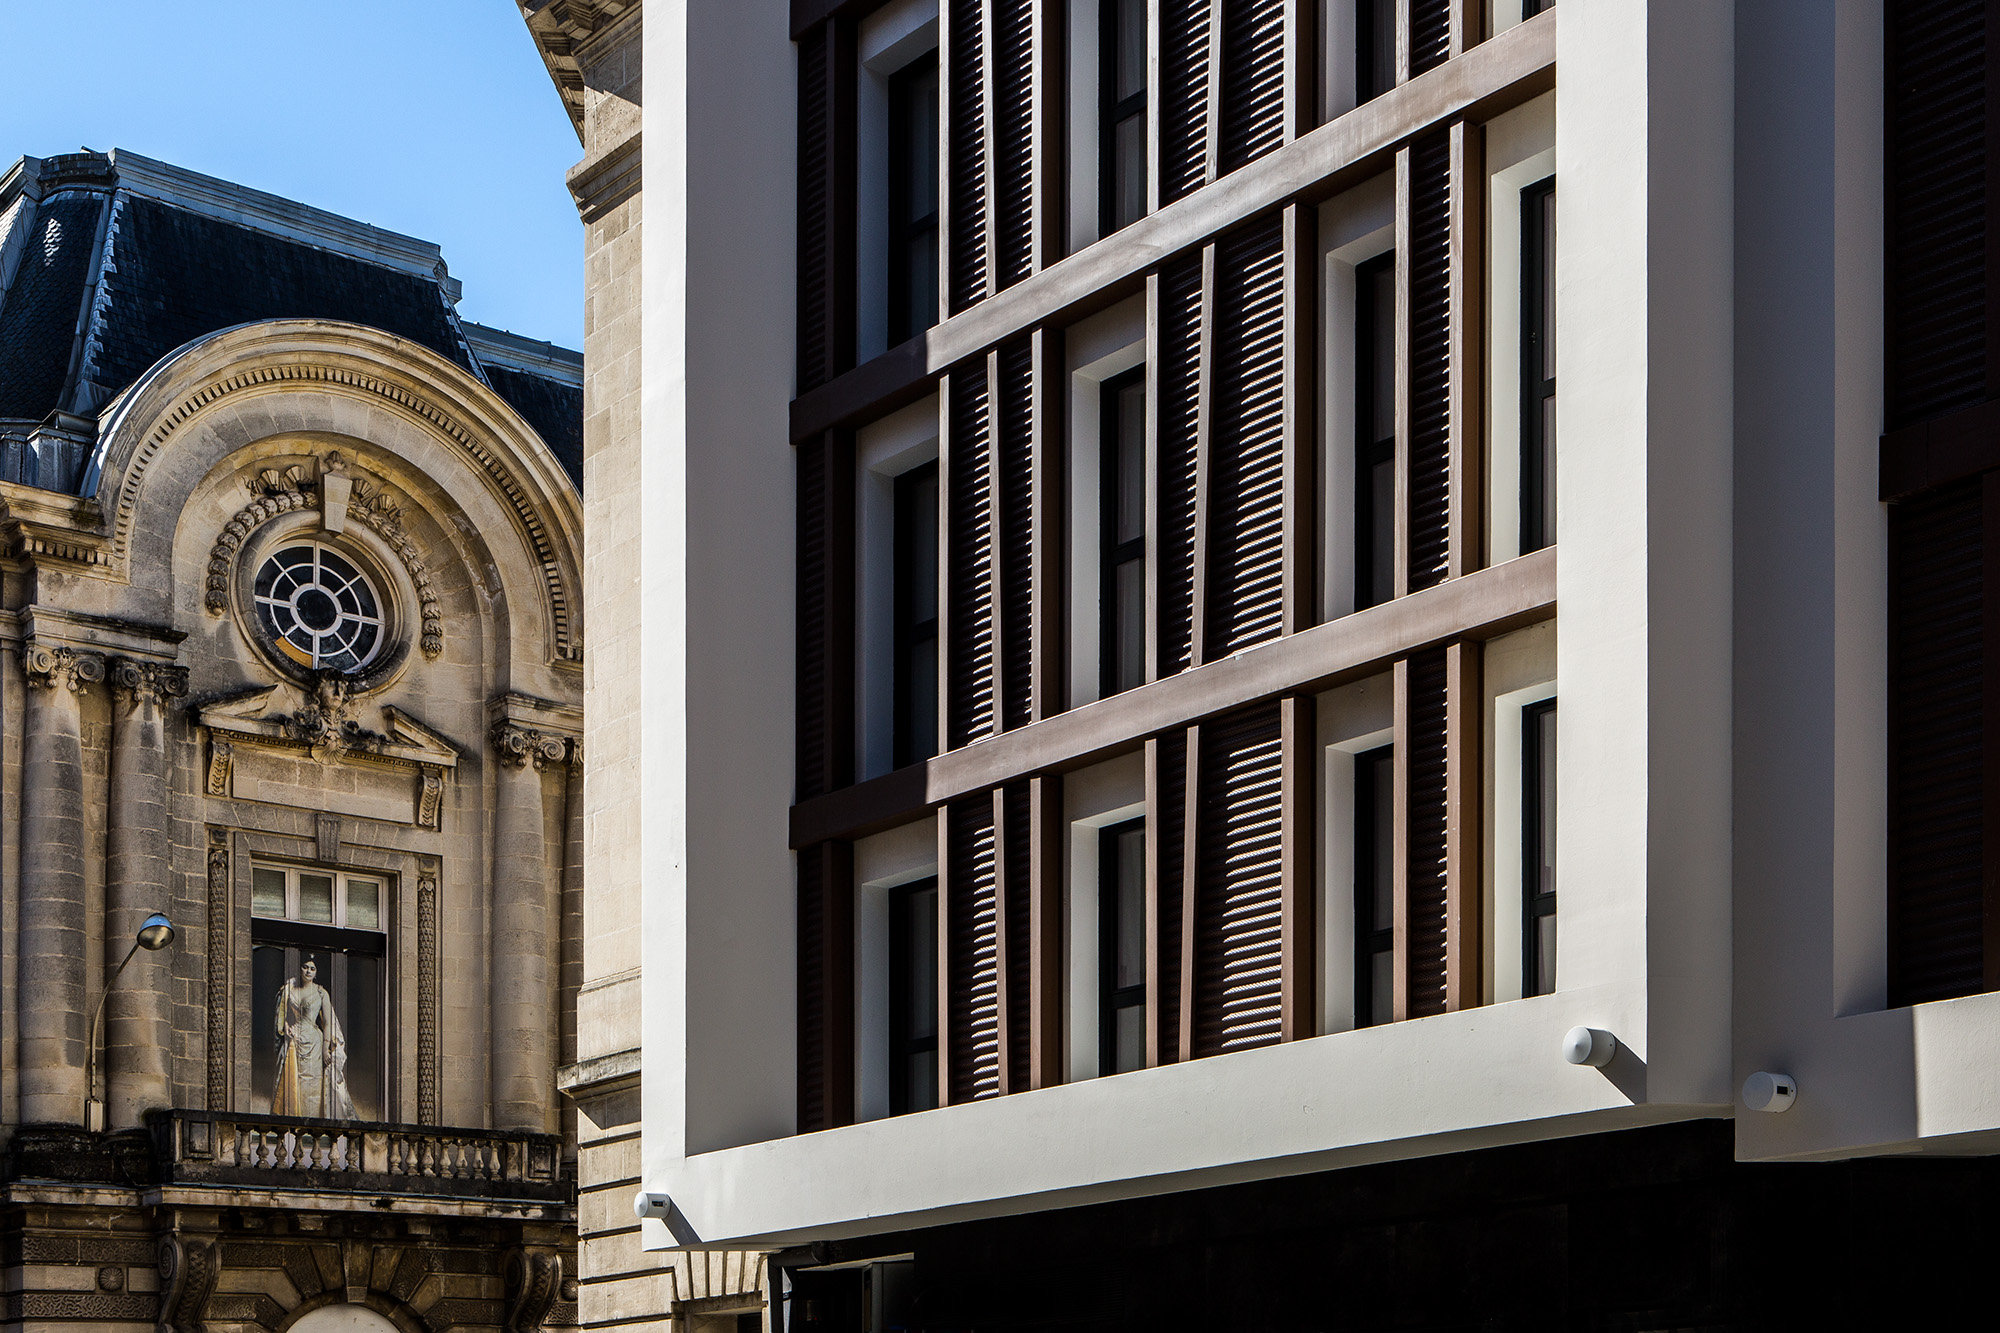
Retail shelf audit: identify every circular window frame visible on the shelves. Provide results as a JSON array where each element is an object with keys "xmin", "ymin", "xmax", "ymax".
[{"xmin": 234, "ymin": 519, "xmax": 414, "ymax": 692}]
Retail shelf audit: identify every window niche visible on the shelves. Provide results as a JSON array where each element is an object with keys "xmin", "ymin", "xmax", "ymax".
[{"xmin": 857, "ymin": 0, "xmax": 942, "ymax": 360}]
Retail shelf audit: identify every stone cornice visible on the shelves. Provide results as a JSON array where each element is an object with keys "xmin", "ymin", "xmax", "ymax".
[
  {"xmin": 566, "ymin": 131, "xmax": 641, "ymax": 225},
  {"xmin": 517, "ymin": 0, "xmax": 641, "ymax": 140}
]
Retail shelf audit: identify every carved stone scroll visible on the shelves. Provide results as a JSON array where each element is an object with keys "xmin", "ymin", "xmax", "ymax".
[
  {"xmin": 23, "ymin": 644, "xmax": 105, "ymax": 693},
  {"xmin": 206, "ymin": 739, "xmax": 233, "ymax": 796},
  {"xmin": 158, "ymin": 1234, "xmax": 219, "ymax": 1333}
]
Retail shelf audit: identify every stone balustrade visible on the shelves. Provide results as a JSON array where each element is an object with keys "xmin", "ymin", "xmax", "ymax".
[{"xmin": 147, "ymin": 1110, "xmax": 570, "ymax": 1204}]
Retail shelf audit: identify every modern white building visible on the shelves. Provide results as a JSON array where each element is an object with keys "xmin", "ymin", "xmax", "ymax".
[{"xmin": 527, "ymin": 0, "xmax": 2000, "ymax": 1325}]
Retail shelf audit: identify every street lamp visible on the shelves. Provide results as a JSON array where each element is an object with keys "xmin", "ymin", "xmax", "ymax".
[{"xmin": 84, "ymin": 912, "xmax": 176, "ymax": 1133}]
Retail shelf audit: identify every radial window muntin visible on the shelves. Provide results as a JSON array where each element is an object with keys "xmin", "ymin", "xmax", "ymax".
[{"xmin": 252, "ymin": 542, "xmax": 386, "ymax": 673}]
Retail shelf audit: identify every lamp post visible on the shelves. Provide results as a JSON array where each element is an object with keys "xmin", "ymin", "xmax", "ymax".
[{"xmin": 84, "ymin": 912, "xmax": 176, "ymax": 1133}]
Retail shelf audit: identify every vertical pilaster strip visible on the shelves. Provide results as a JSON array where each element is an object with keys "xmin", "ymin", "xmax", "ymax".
[
  {"xmin": 106, "ymin": 659, "xmax": 183, "ymax": 1128},
  {"xmin": 1394, "ymin": 0, "xmax": 1411, "ymax": 86},
  {"xmin": 205, "ymin": 829, "xmax": 229, "ymax": 1112},
  {"xmin": 1028, "ymin": 774, "xmax": 1064, "ymax": 1087},
  {"xmin": 1282, "ymin": 202, "xmax": 1319, "ymax": 633},
  {"xmin": 490, "ymin": 723, "xmax": 563, "ymax": 1133},
  {"xmin": 1284, "ymin": 0, "xmax": 1319, "ymax": 141},
  {"xmin": 19, "ymin": 644, "xmax": 101, "ymax": 1124},
  {"xmin": 1146, "ymin": 0, "xmax": 1164, "ymax": 216},
  {"xmin": 1190, "ymin": 243, "xmax": 1219, "ymax": 668},
  {"xmin": 1390, "ymin": 658, "xmax": 1411, "ymax": 1022},
  {"xmin": 1030, "ymin": 327, "xmax": 1067, "ymax": 720},
  {"xmin": 1448, "ymin": 119, "xmax": 1486, "ymax": 579},
  {"xmin": 1203, "ymin": 0, "xmax": 1224, "ymax": 187},
  {"xmin": 418, "ymin": 858, "xmax": 440, "ymax": 1124},
  {"xmin": 1444, "ymin": 641, "xmax": 1483, "ymax": 1010},
  {"xmin": 1449, "ymin": 0, "xmax": 1481, "ymax": 58},
  {"xmin": 561, "ymin": 743, "xmax": 585, "ymax": 1072},
  {"xmin": 1280, "ymin": 695, "xmax": 1316, "ymax": 1040}
]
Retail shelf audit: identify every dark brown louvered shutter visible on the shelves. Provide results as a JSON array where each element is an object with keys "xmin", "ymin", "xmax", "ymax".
[
  {"xmin": 991, "ymin": 0, "xmax": 1036, "ymax": 290},
  {"xmin": 796, "ymin": 20, "xmax": 855, "ymax": 394},
  {"xmin": 1150, "ymin": 729, "xmax": 1187, "ymax": 1064},
  {"xmin": 945, "ymin": 796, "xmax": 1003, "ymax": 1103},
  {"xmin": 1218, "ymin": 0, "xmax": 1286, "ymax": 175},
  {"xmin": 1890, "ymin": 478, "xmax": 1990, "ymax": 1004},
  {"xmin": 1409, "ymin": 0, "xmax": 1451, "ymax": 78},
  {"xmin": 947, "ymin": 365, "xmax": 997, "ymax": 747},
  {"xmin": 796, "ymin": 431, "xmax": 855, "ymax": 801},
  {"xmin": 1157, "ymin": 257, "xmax": 1205, "ymax": 676},
  {"xmin": 1189, "ymin": 702, "xmax": 1287, "ymax": 1058},
  {"xmin": 1160, "ymin": 0, "xmax": 1213, "ymax": 204},
  {"xmin": 1403, "ymin": 649, "xmax": 1450, "ymax": 1018},
  {"xmin": 995, "ymin": 339, "xmax": 1036, "ymax": 731},
  {"xmin": 796, "ymin": 841, "xmax": 854, "ymax": 1132},
  {"xmin": 1885, "ymin": 0, "xmax": 1988, "ymax": 430},
  {"xmin": 1406, "ymin": 133, "xmax": 1453, "ymax": 593},
  {"xmin": 1207, "ymin": 217, "xmax": 1289, "ymax": 657},
  {"xmin": 946, "ymin": 0, "xmax": 990, "ymax": 314},
  {"xmin": 1000, "ymin": 782, "xmax": 1034, "ymax": 1092}
]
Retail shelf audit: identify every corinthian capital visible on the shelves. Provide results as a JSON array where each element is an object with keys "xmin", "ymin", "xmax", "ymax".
[
  {"xmin": 492, "ymin": 722, "xmax": 569, "ymax": 771},
  {"xmin": 110, "ymin": 658, "xmax": 190, "ymax": 705},
  {"xmin": 23, "ymin": 644, "xmax": 105, "ymax": 694}
]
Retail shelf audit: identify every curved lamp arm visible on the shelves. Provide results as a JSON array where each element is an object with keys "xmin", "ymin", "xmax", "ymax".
[{"xmin": 83, "ymin": 913, "xmax": 175, "ymax": 1132}]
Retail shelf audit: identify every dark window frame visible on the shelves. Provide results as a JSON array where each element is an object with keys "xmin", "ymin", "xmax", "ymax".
[
  {"xmin": 1522, "ymin": 698, "xmax": 1558, "ymax": 997},
  {"xmin": 1100, "ymin": 0, "xmax": 1149, "ymax": 236},
  {"xmin": 887, "ymin": 51, "xmax": 941, "ymax": 347},
  {"xmin": 1101, "ymin": 364, "xmax": 1148, "ymax": 698},
  {"xmin": 1520, "ymin": 175, "xmax": 1557, "ymax": 553},
  {"xmin": 1098, "ymin": 816, "xmax": 1147, "ymax": 1075},
  {"xmin": 1354, "ymin": 744, "xmax": 1395, "ymax": 1027},
  {"xmin": 893, "ymin": 460, "xmax": 940, "ymax": 768},
  {"xmin": 1355, "ymin": 0, "xmax": 1398, "ymax": 105},
  {"xmin": 887, "ymin": 876, "xmax": 939, "ymax": 1115},
  {"xmin": 1355, "ymin": 251, "xmax": 1397, "ymax": 611}
]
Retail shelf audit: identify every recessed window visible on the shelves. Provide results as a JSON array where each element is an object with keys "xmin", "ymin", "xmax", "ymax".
[
  {"xmin": 1099, "ymin": 817, "xmax": 1147, "ymax": 1074},
  {"xmin": 1520, "ymin": 176, "xmax": 1556, "ymax": 552},
  {"xmin": 1522, "ymin": 699, "xmax": 1558, "ymax": 996},
  {"xmin": 1355, "ymin": 253, "xmax": 1397, "ymax": 610},
  {"xmin": 888, "ymin": 53, "xmax": 941, "ymax": 345},
  {"xmin": 250, "ymin": 863, "xmax": 387, "ymax": 1122},
  {"xmin": 894, "ymin": 461, "xmax": 941, "ymax": 766},
  {"xmin": 888, "ymin": 876, "xmax": 939, "ymax": 1113},
  {"xmin": 1101, "ymin": 366, "xmax": 1147, "ymax": 696},
  {"xmin": 1356, "ymin": 0, "xmax": 1397, "ymax": 103},
  {"xmin": 1101, "ymin": 0, "xmax": 1148, "ymax": 234},
  {"xmin": 1354, "ymin": 744, "xmax": 1394, "ymax": 1025},
  {"xmin": 253, "ymin": 542, "xmax": 385, "ymax": 673}
]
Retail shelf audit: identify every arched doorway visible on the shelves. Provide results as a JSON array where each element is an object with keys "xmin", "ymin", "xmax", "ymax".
[{"xmin": 290, "ymin": 1305, "xmax": 402, "ymax": 1333}]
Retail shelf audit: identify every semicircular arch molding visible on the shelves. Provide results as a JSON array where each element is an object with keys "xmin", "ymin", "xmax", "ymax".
[{"xmin": 87, "ymin": 319, "xmax": 583, "ymax": 676}]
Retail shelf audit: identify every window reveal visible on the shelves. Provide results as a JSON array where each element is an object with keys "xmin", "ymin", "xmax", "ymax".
[
  {"xmin": 1102, "ymin": 366, "xmax": 1148, "ymax": 696},
  {"xmin": 1100, "ymin": 818, "xmax": 1147, "ymax": 1074},
  {"xmin": 1353, "ymin": 744, "xmax": 1395, "ymax": 1026},
  {"xmin": 250, "ymin": 864, "xmax": 387, "ymax": 1122}
]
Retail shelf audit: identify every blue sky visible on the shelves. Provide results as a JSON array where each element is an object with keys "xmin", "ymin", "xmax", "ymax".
[{"xmin": 0, "ymin": 0, "xmax": 586, "ymax": 348}]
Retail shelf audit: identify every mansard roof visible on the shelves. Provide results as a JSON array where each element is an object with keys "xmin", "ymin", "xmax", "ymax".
[{"xmin": 0, "ymin": 150, "xmax": 580, "ymax": 494}]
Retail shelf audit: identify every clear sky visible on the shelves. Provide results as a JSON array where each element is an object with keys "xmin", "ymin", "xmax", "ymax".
[{"xmin": 0, "ymin": 0, "xmax": 586, "ymax": 349}]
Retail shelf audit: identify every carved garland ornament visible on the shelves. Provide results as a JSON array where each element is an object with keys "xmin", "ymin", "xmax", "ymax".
[{"xmin": 204, "ymin": 455, "xmax": 444, "ymax": 660}]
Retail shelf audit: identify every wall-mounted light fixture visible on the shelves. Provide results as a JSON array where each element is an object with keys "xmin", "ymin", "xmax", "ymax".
[
  {"xmin": 1562, "ymin": 1026, "xmax": 1618, "ymax": 1068},
  {"xmin": 84, "ymin": 913, "xmax": 176, "ymax": 1133},
  {"xmin": 1742, "ymin": 1071, "xmax": 1796, "ymax": 1113}
]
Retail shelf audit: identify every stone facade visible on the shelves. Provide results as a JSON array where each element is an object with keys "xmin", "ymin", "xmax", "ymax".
[{"xmin": 0, "ymin": 149, "xmax": 585, "ymax": 1331}]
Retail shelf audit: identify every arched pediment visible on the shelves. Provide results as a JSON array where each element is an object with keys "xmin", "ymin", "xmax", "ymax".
[{"xmin": 83, "ymin": 318, "xmax": 583, "ymax": 673}]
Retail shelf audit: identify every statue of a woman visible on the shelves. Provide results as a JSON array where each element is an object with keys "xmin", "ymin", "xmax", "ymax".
[{"xmin": 272, "ymin": 957, "xmax": 359, "ymax": 1120}]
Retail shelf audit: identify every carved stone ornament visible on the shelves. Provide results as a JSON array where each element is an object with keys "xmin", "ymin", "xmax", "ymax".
[
  {"xmin": 504, "ymin": 1245, "xmax": 564, "ymax": 1333},
  {"xmin": 23, "ymin": 644, "xmax": 105, "ymax": 692},
  {"xmin": 157, "ymin": 1234, "xmax": 219, "ymax": 1333},
  {"xmin": 206, "ymin": 829, "xmax": 229, "ymax": 1111},
  {"xmin": 204, "ymin": 451, "xmax": 444, "ymax": 660},
  {"xmin": 285, "ymin": 676, "xmax": 364, "ymax": 764},
  {"xmin": 417, "ymin": 860, "xmax": 440, "ymax": 1125},
  {"xmin": 493, "ymin": 722, "xmax": 571, "ymax": 770},
  {"xmin": 109, "ymin": 658, "xmax": 189, "ymax": 705}
]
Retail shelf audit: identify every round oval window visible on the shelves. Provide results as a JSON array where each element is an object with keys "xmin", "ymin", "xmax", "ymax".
[{"xmin": 252, "ymin": 543, "xmax": 385, "ymax": 673}]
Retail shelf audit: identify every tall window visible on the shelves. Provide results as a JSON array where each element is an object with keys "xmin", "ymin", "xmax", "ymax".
[
  {"xmin": 1099, "ymin": 818, "xmax": 1147, "ymax": 1074},
  {"xmin": 1101, "ymin": 0, "xmax": 1148, "ymax": 234},
  {"xmin": 1355, "ymin": 252, "xmax": 1397, "ymax": 610},
  {"xmin": 888, "ymin": 54, "xmax": 941, "ymax": 346},
  {"xmin": 1102, "ymin": 367, "xmax": 1147, "ymax": 696},
  {"xmin": 894, "ymin": 462, "xmax": 940, "ymax": 767},
  {"xmin": 1353, "ymin": 745, "xmax": 1395, "ymax": 1026},
  {"xmin": 1522, "ymin": 699, "xmax": 1558, "ymax": 996},
  {"xmin": 1520, "ymin": 177, "xmax": 1556, "ymax": 552},
  {"xmin": 1522, "ymin": 0, "xmax": 1552, "ymax": 16},
  {"xmin": 1355, "ymin": 0, "xmax": 1397, "ymax": 103},
  {"xmin": 250, "ymin": 864, "xmax": 387, "ymax": 1121},
  {"xmin": 888, "ymin": 877, "xmax": 940, "ymax": 1114}
]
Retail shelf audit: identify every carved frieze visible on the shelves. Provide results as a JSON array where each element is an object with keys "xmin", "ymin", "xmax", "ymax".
[
  {"xmin": 206, "ymin": 829, "xmax": 229, "ymax": 1112},
  {"xmin": 23, "ymin": 644, "xmax": 105, "ymax": 692},
  {"xmin": 418, "ymin": 858, "xmax": 440, "ymax": 1126}
]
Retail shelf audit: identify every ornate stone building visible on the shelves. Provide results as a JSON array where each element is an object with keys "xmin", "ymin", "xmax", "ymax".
[{"xmin": 0, "ymin": 148, "xmax": 584, "ymax": 1331}]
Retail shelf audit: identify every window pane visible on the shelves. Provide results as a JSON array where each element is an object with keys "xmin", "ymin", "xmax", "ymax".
[
  {"xmin": 253, "ymin": 867, "xmax": 287, "ymax": 918},
  {"xmin": 907, "ymin": 885, "xmax": 938, "ymax": 1042},
  {"xmin": 345, "ymin": 879, "xmax": 381, "ymax": 930},
  {"xmin": 298, "ymin": 874, "xmax": 334, "ymax": 924},
  {"xmin": 1115, "ymin": 825, "xmax": 1146, "ymax": 990},
  {"xmin": 1371, "ymin": 949, "xmax": 1395, "ymax": 1026},
  {"xmin": 1115, "ymin": 1002, "xmax": 1147, "ymax": 1074},
  {"xmin": 907, "ymin": 1048, "xmax": 938, "ymax": 1113},
  {"xmin": 907, "ymin": 635, "xmax": 939, "ymax": 760},
  {"xmin": 1536, "ymin": 914, "xmax": 1558, "ymax": 995},
  {"xmin": 258, "ymin": 938, "xmax": 384, "ymax": 1122},
  {"xmin": 906, "ymin": 225, "xmax": 939, "ymax": 341},
  {"xmin": 1112, "ymin": 112, "xmax": 1147, "ymax": 231},
  {"xmin": 1541, "ymin": 185, "xmax": 1557, "ymax": 379},
  {"xmin": 1371, "ymin": 753, "xmax": 1394, "ymax": 928},
  {"xmin": 1114, "ymin": 0, "xmax": 1146, "ymax": 101},
  {"xmin": 1360, "ymin": 0, "xmax": 1397, "ymax": 102},
  {"xmin": 1537, "ymin": 706, "xmax": 1558, "ymax": 898},
  {"xmin": 1369, "ymin": 263, "xmax": 1396, "ymax": 437},
  {"xmin": 1369, "ymin": 457, "xmax": 1395, "ymax": 608},
  {"xmin": 1115, "ymin": 377, "xmax": 1147, "ymax": 544},
  {"xmin": 1114, "ymin": 558, "xmax": 1146, "ymax": 694},
  {"xmin": 902, "ymin": 65, "xmax": 939, "ymax": 227},
  {"xmin": 1540, "ymin": 395, "xmax": 1557, "ymax": 543},
  {"xmin": 907, "ymin": 470, "xmax": 939, "ymax": 622}
]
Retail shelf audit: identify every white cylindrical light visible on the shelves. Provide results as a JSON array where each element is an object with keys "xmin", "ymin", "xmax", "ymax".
[
  {"xmin": 1743, "ymin": 1071, "xmax": 1797, "ymax": 1113},
  {"xmin": 1562, "ymin": 1026, "xmax": 1617, "ymax": 1068}
]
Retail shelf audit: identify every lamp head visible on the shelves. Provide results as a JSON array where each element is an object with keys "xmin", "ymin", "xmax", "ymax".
[{"xmin": 136, "ymin": 913, "xmax": 175, "ymax": 951}]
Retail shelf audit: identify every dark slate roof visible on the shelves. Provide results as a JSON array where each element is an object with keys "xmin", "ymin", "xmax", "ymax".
[
  {"xmin": 483, "ymin": 362, "xmax": 583, "ymax": 490},
  {"xmin": 83, "ymin": 193, "xmax": 477, "ymax": 401},
  {"xmin": 0, "ymin": 191, "xmax": 104, "ymax": 419}
]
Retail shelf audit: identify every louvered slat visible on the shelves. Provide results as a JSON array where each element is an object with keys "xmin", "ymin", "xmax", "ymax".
[
  {"xmin": 946, "ymin": 797, "xmax": 1004, "ymax": 1102},
  {"xmin": 949, "ymin": 366, "xmax": 997, "ymax": 747},
  {"xmin": 1409, "ymin": 0, "xmax": 1451, "ymax": 78},
  {"xmin": 1891, "ymin": 478, "xmax": 1987, "ymax": 1004},
  {"xmin": 1218, "ymin": 0, "xmax": 1287, "ymax": 175},
  {"xmin": 1886, "ymin": 0, "xmax": 1988, "ymax": 428},
  {"xmin": 1157, "ymin": 257, "xmax": 1205, "ymax": 676},
  {"xmin": 797, "ymin": 844, "xmax": 828, "ymax": 1130},
  {"xmin": 797, "ymin": 27, "xmax": 833, "ymax": 392},
  {"xmin": 991, "ymin": 0, "xmax": 1036, "ymax": 289},
  {"xmin": 1407, "ymin": 133, "xmax": 1453, "ymax": 592},
  {"xmin": 1404, "ymin": 649, "xmax": 1450, "ymax": 1018},
  {"xmin": 947, "ymin": 0, "xmax": 990, "ymax": 313},
  {"xmin": 795, "ymin": 843, "xmax": 853, "ymax": 1131},
  {"xmin": 1001, "ymin": 782, "xmax": 1034, "ymax": 1092},
  {"xmin": 1190, "ymin": 703, "xmax": 1287, "ymax": 1058},
  {"xmin": 996, "ymin": 339, "xmax": 1036, "ymax": 730},
  {"xmin": 1208, "ymin": 216, "xmax": 1290, "ymax": 656},
  {"xmin": 796, "ymin": 436, "xmax": 830, "ymax": 799},
  {"xmin": 1161, "ymin": 0, "xmax": 1213, "ymax": 204},
  {"xmin": 1152, "ymin": 730, "xmax": 1187, "ymax": 1064}
]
